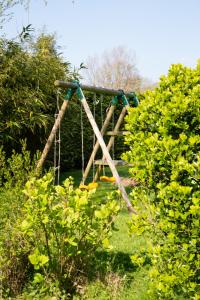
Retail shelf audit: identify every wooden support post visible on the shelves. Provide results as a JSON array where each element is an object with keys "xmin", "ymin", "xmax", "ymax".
[
  {"xmin": 36, "ymin": 100, "xmax": 69, "ymax": 170},
  {"xmin": 94, "ymin": 106, "xmax": 128, "ymax": 181},
  {"xmin": 81, "ymin": 105, "xmax": 115, "ymax": 184},
  {"xmin": 80, "ymin": 93, "xmax": 135, "ymax": 213}
]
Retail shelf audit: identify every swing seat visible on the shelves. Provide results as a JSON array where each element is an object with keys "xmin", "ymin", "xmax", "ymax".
[
  {"xmin": 100, "ymin": 176, "xmax": 116, "ymax": 183},
  {"xmin": 79, "ymin": 184, "xmax": 89, "ymax": 191},
  {"xmin": 88, "ymin": 182, "xmax": 99, "ymax": 190},
  {"xmin": 79, "ymin": 182, "xmax": 99, "ymax": 191}
]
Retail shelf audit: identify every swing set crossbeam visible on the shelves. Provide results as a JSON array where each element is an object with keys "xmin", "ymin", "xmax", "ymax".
[{"xmin": 54, "ymin": 80, "xmax": 137, "ymax": 99}]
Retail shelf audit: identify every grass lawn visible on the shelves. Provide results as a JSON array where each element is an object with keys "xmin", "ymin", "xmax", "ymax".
[{"xmin": 62, "ymin": 167, "xmax": 150, "ymax": 300}]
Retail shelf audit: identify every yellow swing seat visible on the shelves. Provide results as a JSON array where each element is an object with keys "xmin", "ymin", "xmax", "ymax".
[
  {"xmin": 79, "ymin": 184, "xmax": 89, "ymax": 191},
  {"xmin": 79, "ymin": 182, "xmax": 99, "ymax": 191},
  {"xmin": 100, "ymin": 176, "xmax": 116, "ymax": 183},
  {"xmin": 88, "ymin": 182, "xmax": 99, "ymax": 190}
]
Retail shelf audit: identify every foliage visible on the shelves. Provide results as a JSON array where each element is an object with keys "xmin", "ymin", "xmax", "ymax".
[
  {"xmin": 0, "ymin": 144, "xmax": 39, "ymax": 298},
  {"xmin": 0, "ymin": 172, "xmax": 120, "ymax": 298},
  {"xmin": 0, "ymin": 33, "xmax": 73, "ymax": 156},
  {"xmin": 0, "ymin": 142, "xmax": 38, "ymax": 227},
  {"xmin": 123, "ymin": 63, "xmax": 200, "ymax": 299}
]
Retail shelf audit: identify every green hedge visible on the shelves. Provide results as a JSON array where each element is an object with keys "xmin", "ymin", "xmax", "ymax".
[{"xmin": 123, "ymin": 62, "xmax": 200, "ymax": 299}]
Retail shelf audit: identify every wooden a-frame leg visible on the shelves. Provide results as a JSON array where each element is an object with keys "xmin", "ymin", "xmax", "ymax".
[
  {"xmin": 36, "ymin": 100, "xmax": 70, "ymax": 171},
  {"xmin": 94, "ymin": 105, "xmax": 128, "ymax": 181},
  {"xmin": 80, "ymin": 95, "xmax": 135, "ymax": 213},
  {"xmin": 81, "ymin": 105, "xmax": 115, "ymax": 184}
]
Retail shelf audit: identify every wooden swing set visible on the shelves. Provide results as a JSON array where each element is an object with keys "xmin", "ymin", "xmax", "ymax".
[{"xmin": 36, "ymin": 80, "xmax": 139, "ymax": 213}]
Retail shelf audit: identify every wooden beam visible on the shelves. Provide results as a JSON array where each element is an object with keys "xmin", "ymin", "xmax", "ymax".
[
  {"xmin": 81, "ymin": 105, "xmax": 115, "ymax": 184},
  {"xmin": 36, "ymin": 100, "xmax": 69, "ymax": 170},
  {"xmin": 54, "ymin": 80, "xmax": 135, "ymax": 98},
  {"xmin": 94, "ymin": 159, "xmax": 126, "ymax": 166},
  {"xmin": 94, "ymin": 106, "xmax": 128, "ymax": 182},
  {"xmin": 79, "ymin": 92, "xmax": 135, "ymax": 213},
  {"xmin": 106, "ymin": 130, "xmax": 129, "ymax": 136}
]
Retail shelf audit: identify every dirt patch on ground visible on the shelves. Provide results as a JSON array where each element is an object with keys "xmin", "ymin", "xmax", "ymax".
[{"xmin": 114, "ymin": 177, "xmax": 138, "ymax": 187}]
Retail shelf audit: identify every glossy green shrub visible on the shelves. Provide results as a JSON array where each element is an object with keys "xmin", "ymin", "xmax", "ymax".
[
  {"xmin": 0, "ymin": 173, "xmax": 119, "ymax": 298},
  {"xmin": 123, "ymin": 63, "xmax": 200, "ymax": 299}
]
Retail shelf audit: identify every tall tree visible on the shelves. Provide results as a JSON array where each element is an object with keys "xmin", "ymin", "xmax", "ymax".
[{"xmin": 0, "ymin": 33, "xmax": 72, "ymax": 154}]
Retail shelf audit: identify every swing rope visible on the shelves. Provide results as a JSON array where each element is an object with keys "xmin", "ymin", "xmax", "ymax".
[
  {"xmin": 112, "ymin": 109, "xmax": 115, "ymax": 161},
  {"xmin": 79, "ymin": 94, "xmax": 99, "ymax": 191},
  {"xmin": 100, "ymin": 94, "xmax": 106, "ymax": 176},
  {"xmin": 92, "ymin": 93, "xmax": 97, "ymax": 181},
  {"xmin": 54, "ymin": 89, "xmax": 61, "ymax": 185},
  {"xmin": 99, "ymin": 97, "xmax": 116, "ymax": 183},
  {"xmin": 80, "ymin": 101, "xmax": 85, "ymax": 179}
]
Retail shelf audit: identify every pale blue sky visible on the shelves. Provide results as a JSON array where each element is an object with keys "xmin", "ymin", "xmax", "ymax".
[{"xmin": 4, "ymin": 0, "xmax": 200, "ymax": 82}]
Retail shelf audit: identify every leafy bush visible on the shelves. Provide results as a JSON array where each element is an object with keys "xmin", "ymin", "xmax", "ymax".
[
  {"xmin": 0, "ymin": 172, "xmax": 119, "ymax": 298},
  {"xmin": 0, "ymin": 143, "xmax": 39, "ymax": 298},
  {"xmin": 123, "ymin": 63, "xmax": 200, "ymax": 299},
  {"xmin": 0, "ymin": 142, "xmax": 38, "ymax": 226}
]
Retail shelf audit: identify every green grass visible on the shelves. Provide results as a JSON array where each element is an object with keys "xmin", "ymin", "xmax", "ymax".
[
  {"xmin": 73, "ymin": 209, "xmax": 150, "ymax": 300},
  {"xmin": 62, "ymin": 168, "xmax": 150, "ymax": 300}
]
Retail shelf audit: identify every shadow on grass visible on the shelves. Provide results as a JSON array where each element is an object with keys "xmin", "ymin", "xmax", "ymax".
[{"xmin": 88, "ymin": 250, "xmax": 138, "ymax": 281}]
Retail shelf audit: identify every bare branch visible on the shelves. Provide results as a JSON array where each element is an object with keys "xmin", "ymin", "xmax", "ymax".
[{"xmin": 83, "ymin": 46, "xmax": 143, "ymax": 92}]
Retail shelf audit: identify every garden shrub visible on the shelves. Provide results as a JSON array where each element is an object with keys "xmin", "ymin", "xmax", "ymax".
[
  {"xmin": 0, "ymin": 143, "xmax": 39, "ymax": 298},
  {"xmin": 123, "ymin": 63, "xmax": 200, "ymax": 299},
  {"xmin": 0, "ymin": 172, "xmax": 119, "ymax": 298},
  {"xmin": 0, "ymin": 142, "xmax": 38, "ymax": 231}
]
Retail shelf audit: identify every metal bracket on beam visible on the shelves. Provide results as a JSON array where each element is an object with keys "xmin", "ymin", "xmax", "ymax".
[
  {"xmin": 64, "ymin": 88, "xmax": 75, "ymax": 101},
  {"xmin": 111, "ymin": 91, "xmax": 129, "ymax": 107},
  {"xmin": 64, "ymin": 81, "xmax": 85, "ymax": 102},
  {"xmin": 128, "ymin": 92, "xmax": 139, "ymax": 107}
]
